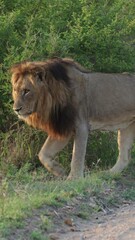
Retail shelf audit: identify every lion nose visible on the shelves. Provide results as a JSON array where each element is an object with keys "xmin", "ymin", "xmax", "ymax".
[{"xmin": 14, "ymin": 106, "xmax": 22, "ymax": 113}]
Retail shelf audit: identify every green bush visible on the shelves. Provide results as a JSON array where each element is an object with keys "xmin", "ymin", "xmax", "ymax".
[{"xmin": 63, "ymin": 0, "xmax": 135, "ymax": 71}]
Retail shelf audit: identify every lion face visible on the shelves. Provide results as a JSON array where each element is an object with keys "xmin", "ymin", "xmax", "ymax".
[
  {"xmin": 11, "ymin": 59, "xmax": 76, "ymax": 138},
  {"xmin": 12, "ymin": 73, "xmax": 41, "ymax": 119}
]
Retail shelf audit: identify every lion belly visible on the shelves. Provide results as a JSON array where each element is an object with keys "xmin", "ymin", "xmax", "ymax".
[{"xmin": 90, "ymin": 120, "xmax": 135, "ymax": 131}]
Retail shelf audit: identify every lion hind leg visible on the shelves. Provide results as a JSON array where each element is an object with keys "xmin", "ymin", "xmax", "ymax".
[
  {"xmin": 38, "ymin": 136, "xmax": 70, "ymax": 177},
  {"xmin": 110, "ymin": 123, "xmax": 135, "ymax": 174}
]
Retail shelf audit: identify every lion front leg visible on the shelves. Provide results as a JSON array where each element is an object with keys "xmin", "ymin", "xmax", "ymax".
[
  {"xmin": 110, "ymin": 123, "xmax": 135, "ymax": 174},
  {"xmin": 67, "ymin": 122, "xmax": 88, "ymax": 180},
  {"xmin": 38, "ymin": 136, "xmax": 70, "ymax": 177}
]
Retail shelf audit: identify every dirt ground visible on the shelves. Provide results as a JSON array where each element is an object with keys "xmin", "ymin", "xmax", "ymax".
[
  {"xmin": 8, "ymin": 197, "xmax": 135, "ymax": 240},
  {"xmin": 54, "ymin": 203, "xmax": 135, "ymax": 240}
]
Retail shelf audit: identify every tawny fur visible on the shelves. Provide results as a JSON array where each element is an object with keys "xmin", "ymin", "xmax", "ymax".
[{"xmin": 11, "ymin": 58, "xmax": 135, "ymax": 178}]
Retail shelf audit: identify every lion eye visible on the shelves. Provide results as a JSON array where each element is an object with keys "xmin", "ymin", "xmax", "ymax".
[{"xmin": 23, "ymin": 89, "xmax": 30, "ymax": 96}]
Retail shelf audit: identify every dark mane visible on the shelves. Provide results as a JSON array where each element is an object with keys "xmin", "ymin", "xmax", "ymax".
[
  {"xmin": 43, "ymin": 58, "xmax": 78, "ymax": 137},
  {"xmin": 47, "ymin": 103, "xmax": 76, "ymax": 138},
  {"xmin": 46, "ymin": 57, "xmax": 91, "ymax": 74},
  {"xmin": 11, "ymin": 57, "xmax": 90, "ymax": 85},
  {"xmin": 43, "ymin": 58, "xmax": 71, "ymax": 87}
]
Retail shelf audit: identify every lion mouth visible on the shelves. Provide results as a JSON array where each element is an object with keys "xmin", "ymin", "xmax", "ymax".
[{"xmin": 17, "ymin": 111, "xmax": 33, "ymax": 118}]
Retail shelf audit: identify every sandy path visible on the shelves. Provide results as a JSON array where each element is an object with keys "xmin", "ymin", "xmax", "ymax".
[{"xmin": 55, "ymin": 204, "xmax": 135, "ymax": 240}]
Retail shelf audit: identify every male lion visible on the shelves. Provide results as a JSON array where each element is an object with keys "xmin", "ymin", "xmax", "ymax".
[{"xmin": 11, "ymin": 58, "xmax": 135, "ymax": 179}]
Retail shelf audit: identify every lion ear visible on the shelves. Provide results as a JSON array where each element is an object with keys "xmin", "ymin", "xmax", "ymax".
[
  {"xmin": 36, "ymin": 71, "xmax": 44, "ymax": 82},
  {"xmin": 32, "ymin": 65, "xmax": 51, "ymax": 84},
  {"xmin": 36, "ymin": 68, "xmax": 52, "ymax": 83},
  {"xmin": 33, "ymin": 67, "xmax": 45, "ymax": 82}
]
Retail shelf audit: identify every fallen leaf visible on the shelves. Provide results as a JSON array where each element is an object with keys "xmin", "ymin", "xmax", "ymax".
[{"xmin": 64, "ymin": 218, "xmax": 74, "ymax": 226}]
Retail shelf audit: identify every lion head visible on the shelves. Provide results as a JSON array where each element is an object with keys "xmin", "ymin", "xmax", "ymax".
[{"xmin": 11, "ymin": 58, "xmax": 77, "ymax": 139}]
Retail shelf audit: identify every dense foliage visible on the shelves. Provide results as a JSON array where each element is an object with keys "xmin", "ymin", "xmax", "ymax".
[{"xmin": 0, "ymin": 0, "xmax": 135, "ymax": 171}]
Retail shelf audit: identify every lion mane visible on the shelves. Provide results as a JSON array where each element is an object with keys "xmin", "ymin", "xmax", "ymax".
[
  {"xmin": 11, "ymin": 58, "xmax": 85, "ymax": 139},
  {"xmin": 11, "ymin": 58, "xmax": 135, "ymax": 178}
]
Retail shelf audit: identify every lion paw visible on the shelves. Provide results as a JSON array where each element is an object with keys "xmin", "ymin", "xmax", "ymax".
[
  {"xmin": 67, "ymin": 172, "xmax": 84, "ymax": 180},
  {"xmin": 109, "ymin": 161, "xmax": 128, "ymax": 174},
  {"xmin": 44, "ymin": 160, "xmax": 66, "ymax": 177}
]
